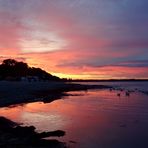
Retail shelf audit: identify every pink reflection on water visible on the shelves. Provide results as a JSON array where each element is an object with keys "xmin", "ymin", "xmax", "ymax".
[{"xmin": 0, "ymin": 89, "xmax": 148, "ymax": 147}]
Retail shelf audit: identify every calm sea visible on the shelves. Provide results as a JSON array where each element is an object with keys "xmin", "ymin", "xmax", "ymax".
[{"xmin": 0, "ymin": 81, "xmax": 148, "ymax": 148}]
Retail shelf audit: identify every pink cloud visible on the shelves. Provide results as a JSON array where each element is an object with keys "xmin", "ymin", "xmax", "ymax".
[{"xmin": 0, "ymin": 1, "xmax": 148, "ymax": 79}]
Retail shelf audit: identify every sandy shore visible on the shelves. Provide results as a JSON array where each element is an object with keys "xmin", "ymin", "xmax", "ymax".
[{"xmin": 0, "ymin": 81, "xmax": 111, "ymax": 107}]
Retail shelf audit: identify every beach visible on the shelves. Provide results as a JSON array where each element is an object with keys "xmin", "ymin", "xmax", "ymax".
[
  {"xmin": 0, "ymin": 81, "xmax": 148, "ymax": 147},
  {"xmin": 0, "ymin": 80, "xmax": 111, "ymax": 147},
  {"xmin": 0, "ymin": 81, "xmax": 110, "ymax": 107}
]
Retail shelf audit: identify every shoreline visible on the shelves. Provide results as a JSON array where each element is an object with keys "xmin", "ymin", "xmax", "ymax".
[
  {"xmin": 0, "ymin": 116, "xmax": 66, "ymax": 148},
  {"xmin": 0, "ymin": 81, "xmax": 111, "ymax": 107}
]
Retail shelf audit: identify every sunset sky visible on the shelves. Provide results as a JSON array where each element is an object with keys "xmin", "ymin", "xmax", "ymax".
[{"xmin": 0, "ymin": 0, "xmax": 148, "ymax": 79}]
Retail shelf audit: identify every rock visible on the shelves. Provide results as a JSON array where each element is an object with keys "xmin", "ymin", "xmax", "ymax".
[{"xmin": 0, "ymin": 116, "xmax": 67, "ymax": 148}]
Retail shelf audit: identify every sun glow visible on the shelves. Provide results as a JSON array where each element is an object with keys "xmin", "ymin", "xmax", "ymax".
[{"xmin": 51, "ymin": 72, "xmax": 93, "ymax": 80}]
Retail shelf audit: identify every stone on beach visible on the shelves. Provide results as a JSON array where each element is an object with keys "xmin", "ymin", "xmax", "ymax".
[{"xmin": 0, "ymin": 116, "xmax": 66, "ymax": 148}]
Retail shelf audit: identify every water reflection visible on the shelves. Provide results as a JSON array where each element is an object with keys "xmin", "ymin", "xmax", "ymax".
[{"xmin": 0, "ymin": 88, "xmax": 148, "ymax": 148}]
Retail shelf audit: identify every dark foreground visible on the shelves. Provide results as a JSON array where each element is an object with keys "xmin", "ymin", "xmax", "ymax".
[
  {"xmin": 0, "ymin": 116, "xmax": 66, "ymax": 148},
  {"xmin": 0, "ymin": 81, "xmax": 111, "ymax": 147},
  {"xmin": 0, "ymin": 81, "xmax": 111, "ymax": 107}
]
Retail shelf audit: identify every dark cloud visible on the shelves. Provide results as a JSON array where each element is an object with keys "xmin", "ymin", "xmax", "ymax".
[{"xmin": 113, "ymin": 60, "xmax": 148, "ymax": 68}]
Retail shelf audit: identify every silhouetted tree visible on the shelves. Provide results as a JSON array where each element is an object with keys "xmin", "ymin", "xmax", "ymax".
[
  {"xmin": 0, "ymin": 59, "xmax": 61, "ymax": 81},
  {"xmin": 2, "ymin": 59, "xmax": 17, "ymax": 67}
]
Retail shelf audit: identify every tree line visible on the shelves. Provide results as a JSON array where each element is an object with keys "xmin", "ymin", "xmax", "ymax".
[{"xmin": 0, "ymin": 59, "xmax": 61, "ymax": 81}]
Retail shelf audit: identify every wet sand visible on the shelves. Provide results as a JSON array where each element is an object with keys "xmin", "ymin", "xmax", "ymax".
[{"xmin": 0, "ymin": 81, "xmax": 111, "ymax": 107}]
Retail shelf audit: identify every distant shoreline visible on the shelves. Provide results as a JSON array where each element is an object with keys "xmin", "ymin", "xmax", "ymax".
[
  {"xmin": 0, "ymin": 81, "xmax": 111, "ymax": 107},
  {"xmin": 71, "ymin": 79, "xmax": 148, "ymax": 82}
]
